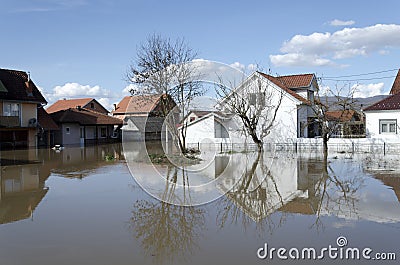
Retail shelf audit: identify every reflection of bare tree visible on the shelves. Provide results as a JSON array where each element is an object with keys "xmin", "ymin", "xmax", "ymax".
[
  {"xmin": 130, "ymin": 163, "xmax": 205, "ymax": 265},
  {"xmin": 130, "ymin": 200, "xmax": 205, "ymax": 265},
  {"xmin": 309, "ymin": 157, "xmax": 364, "ymax": 230},
  {"xmin": 217, "ymin": 151, "xmax": 287, "ymax": 234}
]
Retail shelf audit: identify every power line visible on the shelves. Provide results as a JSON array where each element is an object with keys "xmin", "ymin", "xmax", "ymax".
[
  {"xmin": 320, "ymin": 75, "xmax": 397, "ymax": 82},
  {"xmin": 321, "ymin": 68, "xmax": 399, "ymax": 79}
]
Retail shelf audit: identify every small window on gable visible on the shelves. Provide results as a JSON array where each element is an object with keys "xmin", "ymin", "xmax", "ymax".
[
  {"xmin": 90, "ymin": 102, "xmax": 95, "ymax": 109},
  {"xmin": 0, "ymin": 80, "xmax": 8, "ymax": 92},
  {"xmin": 249, "ymin": 92, "xmax": 265, "ymax": 107},
  {"xmin": 66, "ymin": 127, "xmax": 70, "ymax": 134}
]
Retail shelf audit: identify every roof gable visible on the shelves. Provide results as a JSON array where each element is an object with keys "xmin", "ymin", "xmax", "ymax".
[
  {"xmin": 0, "ymin": 68, "xmax": 47, "ymax": 104},
  {"xmin": 256, "ymin": 72, "xmax": 311, "ymax": 104},
  {"xmin": 46, "ymin": 98, "xmax": 108, "ymax": 113},
  {"xmin": 112, "ymin": 94, "xmax": 165, "ymax": 115},
  {"xmin": 363, "ymin": 93, "xmax": 400, "ymax": 111}
]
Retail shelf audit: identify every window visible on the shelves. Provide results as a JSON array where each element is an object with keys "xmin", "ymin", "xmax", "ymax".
[
  {"xmin": 249, "ymin": 92, "xmax": 265, "ymax": 107},
  {"xmin": 90, "ymin": 102, "xmax": 94, "ymax": 109},
  {"xmin": 66, "ymin": 127, "xmax": 70, "ymax": 134},
  {"xmin": 100, "ymin": 127, "xmax": 107, "ymax": 138},
  {"xmin": 379, "ymin": 119, "xmax": 397, "ymax": 134},
  {"xmin": 3, "ymin": 102, "xmax": 20, "ymax": 117}
]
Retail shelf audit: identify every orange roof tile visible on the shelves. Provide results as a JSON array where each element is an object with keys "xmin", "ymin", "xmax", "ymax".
[
  {"xmin": 326, "ymin": 110, "xmax": 356, "ymax": 122},
  {"xmin": 46, "ymin": 98, "xmax": 94, "ymax": 113},
  {"xmin": 257, "ymin": 72, "xmax": 311, "ymax": 104},
  {"xmin": 276, "ymin": 74, "xmax": 315, "ymax": 89},
  {"xmin": 389, "ymin": 69, "xmax": 400, "ymax": 95},
  {"xmin": 111, "ymin": 94, "xmax": 163, "ymax": 115}
]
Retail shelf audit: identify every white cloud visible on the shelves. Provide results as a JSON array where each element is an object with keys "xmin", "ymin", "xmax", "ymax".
[
  {"xmin": 270, "ymin": 24, "xmax": 400, "ymax": 67},
  {"xmin": 44, "ymin": 82, "xmax": 120, "ymax": 111},
  {"xmin": 97, "ymin": 98, "xmax": 117, "ymax": 112},
  {"xmin": 53, "ymin": 82, "xmax": 109, "ymax": 98},
  {"xmin": 329, "ymin": 19, "xmax": 355, "ymax": 26},
  {"xmin": 122, "ymin": 84, "xmax": 139, "ymax": 95},
  {"xmin": 229, "ymin": 62, "xmax": 245, "ymax": 71},
  {"xmin": 270, "ymin": 53, "xmax": 334, "ymax": 67},
  {"xmin": 352, "ymin": 83, "xmax": 386, "ymax": 98}
]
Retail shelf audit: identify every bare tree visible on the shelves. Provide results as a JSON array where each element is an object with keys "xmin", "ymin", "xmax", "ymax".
[
  {"xmin": 216, "ymin": 71, "xmax": 283, "ymax": 151},
  {"xmin": 312, "ymin": 83, "xmax": 358, "ymax": 159},
  {"xmin": 128, "ymin": 34, "xmax": 204, "ymax": 154}
]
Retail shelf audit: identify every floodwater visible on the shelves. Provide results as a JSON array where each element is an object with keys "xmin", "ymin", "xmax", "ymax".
[{"xmin": 0, "ymin": 143, "xmax": 399, "ymax": 265}]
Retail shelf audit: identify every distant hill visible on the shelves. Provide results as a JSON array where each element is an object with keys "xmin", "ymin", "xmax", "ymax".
[{"xmin": 319, "ymin": 95, "xmax": 389, "ymax": 111}]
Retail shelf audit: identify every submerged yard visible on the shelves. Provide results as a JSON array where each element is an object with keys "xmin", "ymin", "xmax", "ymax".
[{"xmin": 0, "ymin": 143, "xmax": 399, "ymax": 264}]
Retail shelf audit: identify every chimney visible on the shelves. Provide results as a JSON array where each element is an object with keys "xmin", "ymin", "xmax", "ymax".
[
  {"xmin": 77, "ymin": 105, "xmax": 82, "ymax": 111},
  {"xmin": 113, "ymin": 103, "xmax": 117, "ymax": 110},
  {"xmin": 25, "ymin": 71, "xmax": 33, "ymax": 96}
]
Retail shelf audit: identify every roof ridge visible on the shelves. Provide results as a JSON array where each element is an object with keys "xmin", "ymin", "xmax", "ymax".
[{"xmin": 363, "ymin": 93, "xmax": 397, "ymax": 111}]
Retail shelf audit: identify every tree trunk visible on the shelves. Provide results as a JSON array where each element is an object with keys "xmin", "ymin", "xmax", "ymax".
[{"xmin": 322, "ymin": 133, "xmax": 328, "ymax": 161}]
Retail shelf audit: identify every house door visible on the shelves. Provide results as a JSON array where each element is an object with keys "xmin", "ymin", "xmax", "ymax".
[{"xmin": 80, "ymin": 127, "xmax": 85, "ymax": 145}]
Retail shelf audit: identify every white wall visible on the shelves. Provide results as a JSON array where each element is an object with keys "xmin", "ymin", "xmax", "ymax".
[
  {"xmin": 365, "ymin": 110, "xmax": 400, "ymax": 139},
  {"xmin": 185, "ymin": 115, "xmax": 216, "ymax": 143},
  {"xmin": 231, "ymin": 74, "xmax": 301, "ymax": 142}
]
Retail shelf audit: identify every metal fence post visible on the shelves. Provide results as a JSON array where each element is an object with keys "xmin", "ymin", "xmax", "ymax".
[{"xmin": 384, "ymin": 142, "xmax": 386, "ymax": 156}]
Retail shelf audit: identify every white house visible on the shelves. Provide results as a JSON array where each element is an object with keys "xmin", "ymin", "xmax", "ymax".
[
  {"xmin": 364, "ymin": 93, "xmax": 400, "ymax": 139},
  {"xmin": 180, "ymin": 110, "xmax": 232, "ymax": 144},
  {"xmin": 182, "ymin": 71, "xmax": 320, "ymax": 144}
]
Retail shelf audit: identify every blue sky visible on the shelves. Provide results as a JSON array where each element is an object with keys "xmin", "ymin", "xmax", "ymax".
[{"xmin": 2, "ymin": 0, "xmax": 400, "ymax": 109}]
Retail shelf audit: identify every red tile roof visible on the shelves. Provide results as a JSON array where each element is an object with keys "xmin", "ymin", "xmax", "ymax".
[
  {"xmin": 111, "ymin": 94, "xmax": 164, "ymax": 115},
  {"xmin": 276, "ymin": 74, "xmax": 315, "ymax": 89},
  {"xmin": 257, "ymin": 72, "xmax": 311, "ymax": 104},
  {"xmin": 363, "ymin": 93, "xmax": 400, "ymax": 111},
  {"xmin": 37, "ymin": 107, "xmax": 59, "ymax": 130},
  {"xmin": 46, "ymin": 98, "xmax": 100, "ymax": 113},
  {"xmin": 326, "ymin": 110, "xmax": 356, "ymax": 122},
  {"xmin": 0, "ymin": 68, "xmax": 47, "ymax": 104},
  {"xmin": 50, "ymin": 108, "xmax": 123, "ymax": 125},
  {"xmin": 389, "ymin": 69, "xmax": 400, "ymax": 95}
]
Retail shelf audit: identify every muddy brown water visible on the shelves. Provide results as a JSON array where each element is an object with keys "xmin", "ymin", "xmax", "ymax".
[{"xmin": 0, "ymin": 143, "xmax": 399, "ymax": 264}]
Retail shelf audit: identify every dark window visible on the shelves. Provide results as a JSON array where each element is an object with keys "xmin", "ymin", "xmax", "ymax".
[{"xmin": 100, "ymin": 127, "xmax": 107, "ymax": 138}]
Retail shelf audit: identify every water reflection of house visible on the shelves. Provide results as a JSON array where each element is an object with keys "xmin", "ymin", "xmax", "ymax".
[
  {"xmin": 0, "ymin": 162, "xmax": 50, "ymax": 224},
  {"xmin": 49, "ymin": 144, "xmax": 124, "ymax": 178},
  {"xmin": 214, "ymin": 154, "xmax": 312, "ymax": 221},
  {"xmin": 373, "ymin": 174, "xmax": 400, "ymax": 202}
]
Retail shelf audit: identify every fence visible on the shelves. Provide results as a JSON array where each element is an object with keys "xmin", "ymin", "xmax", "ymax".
[{"xmin": 186, "ymin": 141, "xmax": 400, "ymax": 155}]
